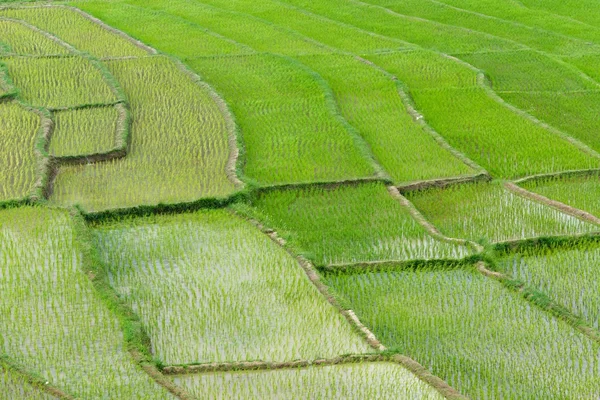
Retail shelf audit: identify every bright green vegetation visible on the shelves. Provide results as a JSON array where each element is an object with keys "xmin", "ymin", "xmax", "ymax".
[
  {"xmin": 366, "ymin": 51, "xmax": 599, "ymax": 178},
  {"xmin": 499, "ymin": 243, "xmax": 600, "ymax": 329},
  {"xmin": 2, "ymin": 56, "xmax": 117, "ymax": 109},
  {"xmin": 406, "ymin": 182, "xmax": 597, "ymax": 243},
  {"xmin": 174, "ymin": 362, "xmax": 442, "ymax": 399},
  {"xmin": 70, "ymin": 2, "xmax": 250, "ymax": 58},
  {"xmin": 0, "ymin": 367, "xmax": 55, "ymax": 400},
  {"xmin": 0, "ymin": 6, "xmax": 149, "ymax": 58},
  {"xmin": 0, "ymin": 19, "xmax": 69, "ymax": 56},
  {"xmin": 0, "ymin": 101, "xmax": 38, "ymax": 202},
  {"xmin": 52, "ymin": 56, "xmax": 235, "ymax": 211},
  {"xmin": 188, "ymin": 54, "xmax": 375, "ymax": 185},
  {"xmin": 0, "ymin": 207, "xmax": 172, "ymax": 399},
  {"xmin": 93, "ymin": 210, "xmax": 370, "ymax": 365},
  {"xmin": 521, "ymin": 174, "xmax": 600, "ymax": 218},
  {"xmin": 296, "ymin": 54, "xmax": 475, "ymax": 184},
  {"xmin": 359, "ymin": 0, "xmax": 600, "ymax": 56},
  {"xmin": 244, "ymin": 183, "xmax": 470, "ymax": 266},
  {"xmin": 50, "ymin": 106, "xmax": 120, "ymax": 157},
  {"xmin": 326, "ymin": 268, "xmax": 600, "ymax": 399}
]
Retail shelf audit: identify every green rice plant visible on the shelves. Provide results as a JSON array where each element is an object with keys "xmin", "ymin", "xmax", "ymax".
[
  {"xmin": 0, "ymin": 6, "xmax": 149, "ymax": 58},
  {"xmin": 498, "ymin": 243, "xmax": 600, "ymax": 329},
  {"xmin": 278, "ymin": 0, "xmax": 521, "ymax": 54},
  {"xmin": 326, "ymin": 268, "xmax": 600, "ymax": 399},
  {"xmin": 242, "ymin": 183, "xmax": 470, "ymax": 266},
  {"xmin": 429, "ymin": 0, "xmax": 600, "ymax": 46},
  {"xmin": 0, "ymin": 367, "xmax": 55, "ymax": 400},
  {"xmin": 119, "ymin": 0, "xmax": 328, "ymax": 56},
  {"xmin": 406, "ymin": 181, "xmax": 598, "ymax": 243},
  {"xmin": 52, "ymin": 56, "xmax": 235, "ymax": 211},
  {"xmin": 296, "ymin": 54, "xmax": 475, "ymax": 184},
  {"xmin": 50, "ymin": 105, "xmax": 120, "ymax": 158},
  {"xmin": 126, "ymin": 0, "xmax": 411, "ymax": 54},
  {"xmin": 187, "ymin": 54, "xmax": 375, "ymax": 185},
  {"xmin": 174, "ymin": 362, "xmax": 443, "ymax": 399},
  {"xmin": 3, "ymin": 56, "xmax": 117, "ymax": 109},
  {"xmin": 366, "ymin": 51, "xmax": 599, "ymax": 178},
  {"xmin": 71, "ymin": 2, "xmax": 250, "ymax": 59},
  {"xmin": 93, "ymin": 209, "xmax": 371, "ymax": 365},
  {"xmin": 0, "ymin": 19, "xmax": 70, "ymax": 55},
  {"xmin": 0, "ymin": 207, "xmax": 172, "ymax": 398},
  {"xmin": 357, "ymin": 0, "xmax": 600, "ymax": 56},
  {"xmin": 517, "ymin": 0, "xmax": 600, "ymax": 28},
  {"xmin": 521, "ymin": 173, "xmax": 600, "ymax": 217},
  {"xmin": 0, "ymin": 101, "xmax": 38, "ymax": 202},
  {"xmin": 463, "ymin": 50, "xmax": 598, "ymax": 92}
]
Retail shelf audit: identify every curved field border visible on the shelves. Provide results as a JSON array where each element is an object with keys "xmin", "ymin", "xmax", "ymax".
[{"xmin": 0, "ymin": 356, "xmax": 75, "ymax": 400}]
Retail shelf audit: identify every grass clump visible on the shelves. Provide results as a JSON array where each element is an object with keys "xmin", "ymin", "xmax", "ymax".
[
  {"xmin": 174, "ymin": 362, "xmax": 443, "ymax": 399},
  {"xmin": 0, "ymin": 207, "xmax": 172, "ymax": 398},
  {"xmin": 325, "ymin": 268, "xmax": 600, "ymax": 399},
  {"xmin": 93, "ymin": 209, "xmax": 371, "ymax": 365},
  {"xmin": 52, "ymin": 56, "xmax": 236, "ymax": 211},
  {"xmin": 244, "ymin": 183, "xmax": 471, "ymax": 266}
]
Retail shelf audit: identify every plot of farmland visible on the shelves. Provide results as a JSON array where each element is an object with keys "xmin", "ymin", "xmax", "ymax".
[
  {"xmin": 326, "ymin": 268, "xmax": 600, "ymax": 399},
  {"xmin": 174, "ymin": 362, "xmax": 443, "ymax": 399},
  {"xmin": 3, "ymin": 0, "xmax": 600, "ymax": 398},
  {"xmin": 93, "ymin": 210, "xmax": 371, "ymax": 365}
]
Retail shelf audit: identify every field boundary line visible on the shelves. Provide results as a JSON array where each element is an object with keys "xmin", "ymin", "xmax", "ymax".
[
  {"xmin": 322, "ymin": 257, "xmax": 478, "ymax": 274},
  {"xmin": 387, "ymin": 186, "xmax": 484, "ymax": 253},
  {"xmin": 0, "ymin": 16, "xmax": 78, "ymax": 53},
  {"xmin": 493, "ymin": 232, "xmax": 600, "ymax": 251},
  {"xmin": 0, "ymin": 356, "xmax": 76, "ymax": 400},
  {"xmin": 443, "ymin": 53, "xmax": 600, "ymax": 161},
  {"xmin": 256, "ymin": 176, "xmax": 391, "ymax": 195},
  {"xmin": 396, "ymin": 172, "xmax": 491, "ymax": 193},
  {"xmin": 475, "ymin": 261, "xmax": 600, "ymax": 344},
  {"xmin": 70, "ymin": 209, "xmax": 197, "ymax": 400},
  {"xmin": 504, "ymin": 181, "xmax": 600, "ymax": 226},
  {"xmin": 173, "ymin": 58, "xmax": 246, "ymax": 189},
  {"xmin": 513, "ymin": 168, "xmax": 600, "ymax": 185},
  {"xmin": 229, "ymin": 209, "xmax": 386, "ymax": 351},
  {"xmin": 355, "ymin": 56, "xmax": 488, "ymax": 177}
]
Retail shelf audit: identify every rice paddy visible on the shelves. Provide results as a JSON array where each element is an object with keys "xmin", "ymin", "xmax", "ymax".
[
  {"xmin": 93, "ymin": 210, "xmax": 371, "ymax": 365},
  {"xmin": 326, "ymin": 268, "xmax": 600, "ymax": 399},
  {"xmin": 4, "ymin": 0, "xmax": 600, "ymax": 398},
  {"xmin": 174, "ymin": 362, "xmax": 443, "ymax": 399},
  {"xmin": 406, "ymin": 182, "xmax": 598, "ymax": 243}
]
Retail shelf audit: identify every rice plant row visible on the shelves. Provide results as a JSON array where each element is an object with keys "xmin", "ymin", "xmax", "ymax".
[
  {"xmin": 499, "ymin": 241, "xmax": 600, "ymax": 330},
  {"xmin": 0, "ymin": 18, "xmax": 70, "ymax": 56},
  {"xmin": 0, "ymin": 6, "xmax": 150, "ymax": 58},
  {"xmin": 0, "ymin": 207, "xmax": 173, "ymax": 398},
  {"xmin": 93, "ymin": 209, "xmax": 371, "ymax": 365},
  {"xmin": 174, "ymin": 362, "xmax": 443, "ymax": 399},
  {"xmin": 239, "ymin": 183, "xmax": 471, "ymax": 266},
  {"xmin": 52, "ymin": 56, "xmax": 236, "ymax": 211},
  {"xmin": 407, "ymin": 181, "xmax": 598, "ymax": 244},
  {"xmin": 2, "ymin": 56, "xmax": 118, "ymax": 109},
  {"xmin": 49, "ymin": 105, "xmax": 122, "ymax": 158},
  {"xmin": 188, "ymin": 54, "xmax": 376, "ymax": 185},
  {"xmin": 0, "ymin": 101, "xmax": 39, "ymax": 202},
  {"xmin": 326, "ymin": 267, "xmax": 600, "ymax": 399},
  {"xmin": 0, "ymin": 366, "xmax": 56, "ymax": 400},
  {"xmin": 520, "ymin": 173, "xmax": 600, "ymax": 218}
]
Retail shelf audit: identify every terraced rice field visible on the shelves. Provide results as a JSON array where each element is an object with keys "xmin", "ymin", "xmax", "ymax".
[{"xmin": 2, "ymin": 0, "xmax": 600, "ymax": 398}]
